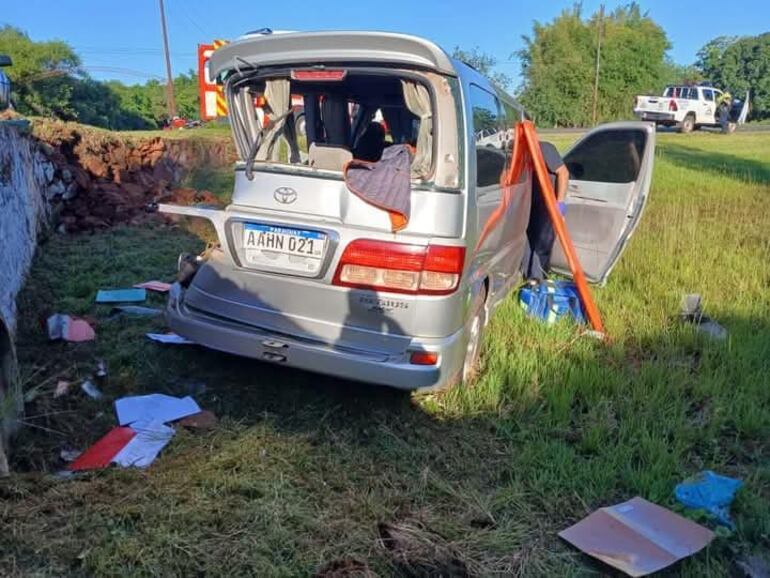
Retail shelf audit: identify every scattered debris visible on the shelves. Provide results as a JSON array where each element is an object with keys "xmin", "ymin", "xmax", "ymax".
[
  {"xmin": 177, "ymin": 410, "xmax": 217, "ymax": 430},
  {"xmin": 54, "ymin": 380, "xmax": 73, "ymax": 398},
  {"xmin": 736, "ymin": 553, "xmax": 770, "ymax": 578},
  {"xmin": 95, "ymin": 359, "xmax": 108, "ymax": 381},
  {"xmin": 111, "ymin": 420, "xmax": 175, "ymax": 469},
  {"xmin": 675, "ymin": 470, "xmax": 743, "ymax": 528},
  {"xmin": 115, "ymin": 393, "xmax": 200, "ymax": 426},
  {"xmin": 559, "ymin": 496, "xmax": 714, "ymax": 577},
  {"xmin": 46, "ymin": 314, "xmax": 95, "ymax": 342},
  {"xmin": 80, "ymin": 379, "xmax": 103, "ymax": 400},
  {"xmin": 134, "ymin": 280, "xmax": 172, "ymax": 293},
  {"xmin": 95, "ymin": 288, "xmax": 146, "ymax": 303},
  {"xmin": 680, "ymin": 294, "xmax": 728, "ymax": 340},
  {"xmin": 108, "ymin": 305, "xmax": 163, "ymax": 318},
  {"xmin": 69, "ymin": 426, "xmax": 136, "ymax": 471},
  {"xmin": 146, "ymin": 332, "xmax": 194, "ymax": 345},
  {"xmin": 59, "ymin": 449, "xmax": 82, "ymax": 463}
]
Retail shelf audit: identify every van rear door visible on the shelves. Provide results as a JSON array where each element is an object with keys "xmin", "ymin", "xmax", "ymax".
[{"xmin": 550, "ymin": 122, "xmax": 655, "ymax": 284}]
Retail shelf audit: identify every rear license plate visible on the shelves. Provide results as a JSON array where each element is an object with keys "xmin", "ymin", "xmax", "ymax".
[{"xmin": 243, "ymin": 223, "xmax": 327, "ymax": 274}]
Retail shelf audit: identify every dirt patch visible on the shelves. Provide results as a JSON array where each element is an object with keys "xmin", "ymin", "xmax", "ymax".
[{"xmin": 30, "ymin": 120, "xmax": 236, "ymax": 232}]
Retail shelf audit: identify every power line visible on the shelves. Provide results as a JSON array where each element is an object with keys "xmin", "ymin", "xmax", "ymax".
[{"xmin": 168, "ymin": 0, "xmax": 210, "ymax": 38}]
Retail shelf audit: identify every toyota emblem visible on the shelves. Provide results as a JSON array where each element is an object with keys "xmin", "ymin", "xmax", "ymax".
[{"xmin": 273, "ymin": 187, "xmax": 297, "ymax": 204}]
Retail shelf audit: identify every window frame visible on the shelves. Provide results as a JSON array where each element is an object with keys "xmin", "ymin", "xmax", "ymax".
[{"xmin": 468, "ymin": 83, "xmax": 510, "ymax": 190}]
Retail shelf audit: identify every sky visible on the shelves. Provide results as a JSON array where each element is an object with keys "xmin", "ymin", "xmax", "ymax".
[{"xmin": 3, "ymin": 0, "xmax": 768, "ymax": 85}]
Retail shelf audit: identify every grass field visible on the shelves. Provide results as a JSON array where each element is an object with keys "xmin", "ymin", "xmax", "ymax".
[{"xmin": 2, "ymin": 131, "xmax": 769, "ymax": 577}]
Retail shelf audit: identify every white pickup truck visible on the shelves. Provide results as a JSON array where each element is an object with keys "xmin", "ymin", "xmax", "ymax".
[{"xmin": 634, "ymin": 85, "xmax": 748, "ymax": 133}]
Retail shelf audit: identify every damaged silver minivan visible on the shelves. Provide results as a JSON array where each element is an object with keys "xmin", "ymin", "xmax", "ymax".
[{"xmin": 161, "ymin": 31, "xmax": 655, "ymax": 391}]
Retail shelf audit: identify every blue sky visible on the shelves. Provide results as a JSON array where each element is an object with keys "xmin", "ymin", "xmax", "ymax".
[{"xmin": 3, "ymin": 0, "xmax": 768, "ymax": 85}]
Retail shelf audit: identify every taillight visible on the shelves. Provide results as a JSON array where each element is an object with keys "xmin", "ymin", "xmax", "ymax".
[
  {"xmin": 409, "ymin": 351, "xmax": 439, "ymax": 365},
  {"xmin": 669, "ymin": 99, "xmax": 678, "ymax": 112},
  {"xmin": 333, "ymin": 240, "xmax": 465, "ymax": 295}
]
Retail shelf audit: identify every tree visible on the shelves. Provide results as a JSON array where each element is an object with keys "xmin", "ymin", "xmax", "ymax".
[
  {"xmin": 451, "ymin": 47, "xmax": 512, "ymax": 89},
  {"xmin": 0, "ymin": 25, "xmax": 81, "ymax": 118},
  {"xmin": 696, "ymin": 33, "xmax": 770, "ymax": 119},
  {"xmin": 518, "ymin": 3, "xmax": 672, "ymax": 126}
]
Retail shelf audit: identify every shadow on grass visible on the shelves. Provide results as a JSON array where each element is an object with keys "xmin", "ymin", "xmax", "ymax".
[
  {"xmin": 660, "ymin": 143, "xmax": 770, "ymax": 185},
  {"xmin": 6, "ymin": 224, "xmax": 770, "ymax": 577}
]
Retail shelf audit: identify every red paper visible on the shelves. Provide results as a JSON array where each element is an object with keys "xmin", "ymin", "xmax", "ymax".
[{"xmin": 68, "ymin": 427, "xmax": 136, "ymax": 471}]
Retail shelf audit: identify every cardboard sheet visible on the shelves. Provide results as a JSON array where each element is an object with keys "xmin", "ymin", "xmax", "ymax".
[{"xmin": 559, "ymin": 496, "xmax": 714, "ymax": 576}]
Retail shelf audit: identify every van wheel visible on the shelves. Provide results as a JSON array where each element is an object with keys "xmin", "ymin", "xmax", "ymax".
[
  {"xmin": 459, "ymin": 289, "xmax": 487, "ymax": 385},
  {"xmin": 679, "ymin": 114, "xmax": 695, "ymax": 134},
  {"xmin": 0, "ymin": 321, "xmax": 20, "ymax": 477}
]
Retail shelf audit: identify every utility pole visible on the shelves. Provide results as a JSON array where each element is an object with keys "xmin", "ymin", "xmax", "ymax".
[
  {"xmin": 591, "ymin": 4, "xmax": 605, "ymax": 126},
  {"xmin": 158, "ymin": 0, "xmax": 177, "ymax": 118}
]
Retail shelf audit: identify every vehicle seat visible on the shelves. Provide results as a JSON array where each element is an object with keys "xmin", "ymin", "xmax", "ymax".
[
  {"xmin": 308, "ymin": 143, "xmax": 353, "ymax": 171},
  {"xmin": 353, "ymin": 122, "xmax": 386, "ymax": 162}
]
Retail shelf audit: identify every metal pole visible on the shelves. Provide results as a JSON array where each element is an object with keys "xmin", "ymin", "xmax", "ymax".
[
  {"xmin": 591, "ymin": 4, "xmax": 604, "ymax": 126},
  {"xmin": 159, "ymin": 0, "xmax": 177, "ymax": 118}
]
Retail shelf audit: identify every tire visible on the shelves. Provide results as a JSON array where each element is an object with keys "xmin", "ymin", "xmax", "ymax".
[
  {"xmin": 0, "ymin": 320, "xmax": 20, "ymax": 476},
  {"xmin": 679, "ymin": 114, "xmax": 695, "ymax": 134},
  {"xmin": 451, "ymin": 288, "xmax": 487, "ymax": 388}
]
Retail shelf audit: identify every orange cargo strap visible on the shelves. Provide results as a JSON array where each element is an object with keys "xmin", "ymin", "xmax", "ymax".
[{"xmin": 476, "ymin": 120, "xmax": 606, "ymax": 336}]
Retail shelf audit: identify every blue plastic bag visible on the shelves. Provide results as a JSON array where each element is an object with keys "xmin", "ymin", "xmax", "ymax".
[
  {"xmin": 519, "ymin": 280, "xmax": 585, "ymax": 325},
  {"xmin": 675, "ymin": 470, "xmax": 743, "ymax": 528}
]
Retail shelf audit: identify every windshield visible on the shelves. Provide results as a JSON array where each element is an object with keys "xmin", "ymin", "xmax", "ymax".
[{"xmin": 225, "ymin": 70, "xmax": 435, "ymax": 179}]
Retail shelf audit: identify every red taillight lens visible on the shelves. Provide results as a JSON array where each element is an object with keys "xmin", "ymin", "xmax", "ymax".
[
  {"xmin": 669, "ymin": 99, "xmax": 678, "ymax": 112},
  {"xmin": 410, "ymin": 351, "xmax": 439, "ymax": 365},
  {"xmin": 333, "ymin": 240, "xmax": 465, "ymax": 295}
]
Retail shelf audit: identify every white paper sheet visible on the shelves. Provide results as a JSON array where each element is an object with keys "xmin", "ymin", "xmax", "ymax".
[
  {"xmin": 115, "ymin": 393, "xmax": 201, "ymax": 426},
  {"xmin": 146, "ymin": 332, "xmax": 195, "ymax": 344},
  {"xmin": 112, "ymin": 420, "xmax": 175, "ymax": 468}
]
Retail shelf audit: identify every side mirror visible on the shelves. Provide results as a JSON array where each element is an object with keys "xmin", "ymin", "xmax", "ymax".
[{"xmin": 0, "ymin": 55, "xmax": 12, "ymax": 67}]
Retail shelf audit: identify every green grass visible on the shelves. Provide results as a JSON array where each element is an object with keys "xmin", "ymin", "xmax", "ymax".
[{"xmin": 2, "ymin": 131, "xmax": 769, "ymax": 577}]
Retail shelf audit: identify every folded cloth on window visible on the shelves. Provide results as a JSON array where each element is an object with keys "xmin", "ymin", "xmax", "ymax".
[{"xmin": 344, "ymin": 144, "xmax": 413, "ymax": 232}]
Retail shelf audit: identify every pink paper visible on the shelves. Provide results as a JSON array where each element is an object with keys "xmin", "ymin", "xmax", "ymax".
[
  {"xmin": 67, "ymin": 318, "xmax": 96, "ymax": 342},
  {"xmin": 47, "ymin": 314, "xmax": 95, "ymax": 342},
  {"xmin": 134, "ymin": 281, "xmax": 172, "ymax": 293}
]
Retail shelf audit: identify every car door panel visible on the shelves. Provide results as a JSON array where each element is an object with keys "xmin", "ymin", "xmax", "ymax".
[{"xmin": 550, "ymin": 122, "xmax": 655, "ymax": 284}]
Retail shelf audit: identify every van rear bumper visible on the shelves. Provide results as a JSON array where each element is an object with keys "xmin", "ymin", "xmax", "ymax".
[{"xmin": 165, "ymin": 286, "xmax": 467, "ymax": 391}]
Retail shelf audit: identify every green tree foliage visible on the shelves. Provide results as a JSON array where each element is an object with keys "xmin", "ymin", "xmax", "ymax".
[
  {"xmin": 696, "ymin": 33, "xmax": 770, "ymax": 119},
  {"xmin": 451, "ymin": 46, "xmax": 512, "ymax": 89},
  {"xmin": 0, "ymin": 25, "xmax": 202, "ymax": 129},
  {"xmin": 518, "ymin": 3, "xmax": 671, "ymax": 126},
  {"xmin": 0, "ymin": 25, "xmax": 81, "ymax": 118}
]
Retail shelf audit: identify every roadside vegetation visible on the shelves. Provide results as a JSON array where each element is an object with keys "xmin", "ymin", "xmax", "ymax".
[{"xmin": 1, "ymin": 130, "xmax": 768, "ymax": 576}]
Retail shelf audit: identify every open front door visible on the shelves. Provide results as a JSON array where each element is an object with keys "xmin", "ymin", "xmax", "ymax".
[{"xmin": 550, "ymin": 121, "xmax": 655, "ymax": 284}]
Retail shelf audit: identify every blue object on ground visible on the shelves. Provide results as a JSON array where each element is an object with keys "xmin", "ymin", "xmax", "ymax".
[
  {"xmin": 675, "ymin": 470, "xmax": 743, "ymax": 528},
  {"xmin": 519, "ymin": 280, "xmax": 585, "ymax": 325},
  {"xmin": 96, "ymin": 288, "xmax": 147, "ymax": 303}
]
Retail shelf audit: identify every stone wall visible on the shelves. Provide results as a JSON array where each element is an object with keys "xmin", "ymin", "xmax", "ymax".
[{"xmin": 0, "ymin": 124, "xmax": 57, "ymax": 333}]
